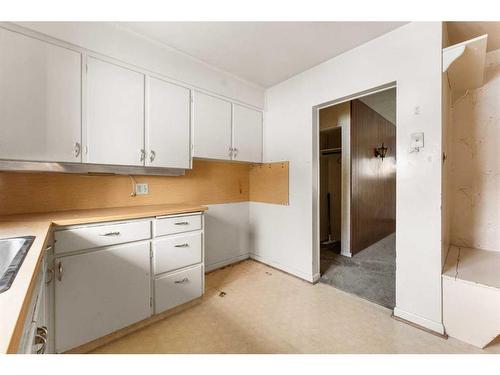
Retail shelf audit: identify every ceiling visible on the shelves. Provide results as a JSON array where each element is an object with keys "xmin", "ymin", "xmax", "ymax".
[
  {"xmin": 118, "ymin": 22, "xmax": 407, "ymax": 87},
  {"xmin": 447, "ymin": 22, "xmax": 500, "ymax": 52},
  {"xmin": 360, "ymin": 88, "xmax": 396, "ymax": 125}
]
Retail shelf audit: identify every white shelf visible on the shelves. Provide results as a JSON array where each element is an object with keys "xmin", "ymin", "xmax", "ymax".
[
  {"xmin": 443, "ymin": 246, "xmax": 500, "ymax": 289},
  {"xmin": 443, "ymin": 34, "xmax": 488, "ymax": 101}
]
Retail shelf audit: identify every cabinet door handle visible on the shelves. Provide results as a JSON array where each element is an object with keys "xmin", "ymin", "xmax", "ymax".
[
  {"xmin": 174, "ymin": 222, "xmax": 189, "ymax": 226},
  {"xmin": 35, "ymin": 334, "xmax": 47, "ymax": 354},
  {"xmin": 229, "ymin": 147, "xmax": 233, "ymax": 157},
  {"xmin": 37, "ymin": 326, "xmax": 48, "ymax": 337},
  {"xmin": 57, "ymin": 261, "xmax": 63, "ymax": 282},
  {"xmin": 174, "ymin": 243, "xmax": 189, "ymax": 248},
  {"xmin": 100, "ymin": 231, "xmax": 121, "ymax": 236},
  {"xmin": 140, "ymin": 149, "xmax": 146, "ymax": 162},
  {"xmin": 74, "ymin": 142, "xmax": 81, "ymax": 158},
  {"xmin": 150, "ymin": 150, "xmax": 156, "ymax": 162},
  {"xmin": 174, "ymin": 277, "xmax": 189, "ymax": 284},
  {"xmin": 233, "ymin": 147, "xmax": 238, "ymax": 158}
]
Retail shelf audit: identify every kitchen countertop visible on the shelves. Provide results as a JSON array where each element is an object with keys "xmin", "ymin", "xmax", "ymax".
[{"xmin": 0, "ymin": 203, "xmax": 208, "ymax": 354}]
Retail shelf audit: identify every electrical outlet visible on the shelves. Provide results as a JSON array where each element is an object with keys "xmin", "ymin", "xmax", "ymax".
[
  {"xmin": 411, "ymin": 132, "xmax": 424, "ymax": 149},
  {"xmin": 135, "ymin": 183, "xmax": 149, "ymax": 195}
]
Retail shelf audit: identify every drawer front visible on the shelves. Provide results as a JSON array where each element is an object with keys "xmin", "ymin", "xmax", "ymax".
[
  {"xmin": 54, "ymin": 220, "xmax": 151, "ymax": 254},
  {"xmin": 154, "ymin": 232, "xmax": 202, "ymax": 275},
  {"xmin": 155, "ymin": 214, "xmax": 202, "ymax": 236},
  {"xmin": 154, "ymin": 265, "xmax": 203, "ymax": 314}
]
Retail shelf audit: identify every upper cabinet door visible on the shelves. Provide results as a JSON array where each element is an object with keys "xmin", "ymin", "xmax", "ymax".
[
  {"xmin": 192, "ymin": 92, "xmax": 232, "ymax": 160},
  {"xmin": 86, "ymin": 57, "xmax": 145, "ymax": 166},
  {"xmin": 147, "ymin": 78, "xmax": 191, "ymax": 169},
  {"xmin": 232, "ymin": 104, "xmax": 263, "ymax": 163},
  {"xmin": 0, "ymin": 28, "xmax": 82, "ymax": 163}
]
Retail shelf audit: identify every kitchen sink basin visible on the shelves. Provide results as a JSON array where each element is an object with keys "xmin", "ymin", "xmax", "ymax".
[{"xmin": 0, "ymin": 236, "xmax": 35, "ymax": 293}]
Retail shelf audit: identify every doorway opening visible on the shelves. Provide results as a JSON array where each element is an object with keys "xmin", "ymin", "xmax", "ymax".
[{"xmin": 315, "ymin": 86, "xmax": 397, "ymax": 309}]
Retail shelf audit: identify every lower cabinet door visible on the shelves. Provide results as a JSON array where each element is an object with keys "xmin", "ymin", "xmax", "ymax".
[
  {"xmin": 155, "ymin": 265, "xmax": 203, "ymax": 314},
  {"xmin": 54, "ymin": 242, "xmax": 151, "ymax": 353}
]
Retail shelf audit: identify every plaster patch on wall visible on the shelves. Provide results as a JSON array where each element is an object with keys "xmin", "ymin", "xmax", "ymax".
[{"xmin": 450, "ymin": 49, "xmax": 500, "ymax": 252}]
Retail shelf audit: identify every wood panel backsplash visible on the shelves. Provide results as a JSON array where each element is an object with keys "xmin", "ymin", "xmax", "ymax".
[
  {"xmin": 0, "ymin": 160, "xmax": 250, "ymax": 215},
  {"xmin": 0, "ymin": 160, "xmax": 291, "ymax": 216}
]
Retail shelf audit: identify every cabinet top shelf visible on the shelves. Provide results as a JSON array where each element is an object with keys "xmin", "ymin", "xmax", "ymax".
[{"xmin": 443, "ymin": 34, "xmax": 488, "ymax": 101}]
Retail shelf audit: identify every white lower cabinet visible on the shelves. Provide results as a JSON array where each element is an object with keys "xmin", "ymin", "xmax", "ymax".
[
  {"xmin": 50, "ymin": 212, "xmax": 204, "ymax": 353},
  {"xmin": 155, "ymin": 265, "xmax": 203, "ymax": 314},
  {"xmin": 54, "ymin": 242, "xmax": 151, "ymax": 353}
]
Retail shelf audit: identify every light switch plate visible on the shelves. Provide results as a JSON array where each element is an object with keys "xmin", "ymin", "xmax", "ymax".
[
  {"xmin": 411, "ymin": 132, "xmax": 424, "ymax": 149},
  {"xmin": 135, "ymin": 183, "xmax": 149, "ymax": 195}
]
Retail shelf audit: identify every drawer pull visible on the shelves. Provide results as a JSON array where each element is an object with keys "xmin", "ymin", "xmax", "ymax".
[
  {"xmin": 174, "ymin": 277, "xmax": 189, "ymax": 284},
  {"xmin": 174, "ymin": 222, "xmax": 189, "ymax": 226},
  {"xmin": 174, "ymin": 243, "xmax": 189, "ymax": 248},
  {"xmin": 100, "ymin": 231, "xmax": 121, "ymax": 236}
]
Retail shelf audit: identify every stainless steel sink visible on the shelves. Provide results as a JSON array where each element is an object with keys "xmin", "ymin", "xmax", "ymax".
[{"xmin": 0, "ymin": 236, "xmax": 35, "ymax": 293}]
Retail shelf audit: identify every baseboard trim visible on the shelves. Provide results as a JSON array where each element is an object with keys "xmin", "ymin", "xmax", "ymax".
[
  {"xmin": 312, "ymin": 272, "xmax": 321, "ymax": 284},
  {"xmin": 249, "ymin": 253, "xmax": 315, "ymax": 283},
  {"xmin": 205, "ymin": 253, "xmax": 250, "ymax": 273},
  {"xmin": 393, "ymin": 307, "xmax": 446, "ymax": 337}
]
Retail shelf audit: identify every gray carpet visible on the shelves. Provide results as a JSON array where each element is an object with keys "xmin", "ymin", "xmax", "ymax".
[{"xmin": 320, "ymin": 233, "xmax": 396, "ymax": 309}]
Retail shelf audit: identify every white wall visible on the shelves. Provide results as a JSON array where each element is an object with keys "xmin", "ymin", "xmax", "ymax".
[
  {"xmin": 251, "ymin": 22, "xmax": 444, "ymax": 333},
  {"xmin": 12, "ymin": 22, "xmax": 264, "ymax": 109},
  {"xmin": 449, "ymin": 49, "xmax": 500, "ymax": 252},
  {"xmin": 204, "ymin": 203, "xmax": 250, "ymax": 272},
  {"xmin": 442, "ymin": 23, "xmax": 453, "ymax": 267}
]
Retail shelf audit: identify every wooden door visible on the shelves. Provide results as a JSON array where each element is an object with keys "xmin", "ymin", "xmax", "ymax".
[
  {"xmin": 232, "ymin": 104, "xmax": 263, "ymax": 162},
  {"xmin": 0, "ymin": 28, "xmax": 81, "ymax": 163},
  {"xmin": 86, "ymin": 57, "xmax": 145, "ymax": 166},
  {"xmin": 192, "ymin": 92, "xmax": 232, "ymax": 160},
  {"xmin": 54, "ymin": 242, "xmax": 151, "ymax": 352},
  {"xmin": 350, "ymin": 99, "xmax": 396, "ymax": 254},
  {"xmin": 147, "ymin": 77, "xmax": 191, "ymax": 168}
]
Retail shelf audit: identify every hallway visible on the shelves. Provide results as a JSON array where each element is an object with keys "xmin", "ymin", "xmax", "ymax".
[{"xmin": 320, "ymin": 233, "xmax": 396, "ymax": 309}]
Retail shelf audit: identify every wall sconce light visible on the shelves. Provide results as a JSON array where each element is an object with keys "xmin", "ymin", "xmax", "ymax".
[{"xmin": 374, "ymin": 143, "xmax": 388, "ymax": 159}]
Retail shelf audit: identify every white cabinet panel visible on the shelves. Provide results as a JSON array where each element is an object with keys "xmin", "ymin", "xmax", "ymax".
[
  {"xmin": 192, "ymin": 92, "xmax": 232, "ymax": 160},
  {"xmin": 0, "ymin": 28, "xmax": 81, "ymax": 163},
  {"xmin": 155, "ymin": 214, "xmax": 202, "ymax": 237},
  {"xmin": 54, "ymin": 220, "xmax": 151, "ymax": 255},
  {"xmin": 232, "ymin": 104, "xmax": 262, "ymax": 163},
  {"xmin": 147, "ymin": 77, "xmax": 191, "ymax": 168},
  {"xmin": 154, "ymin": 232, "xmax": 202, "ymax": 275},
  {"xmin": 155, "ymin": 265, "xmax": 203, "ymax": 314},
  {"xmin": 86, "ymin": 57, "xmax": 145, "ymax": 166},
  {"xmin": 54, "ymin": 242, "xmax": 151, "ymax": 353}
]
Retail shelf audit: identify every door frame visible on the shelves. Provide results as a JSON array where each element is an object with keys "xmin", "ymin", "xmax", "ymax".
[{"xmin": 312, "ymin": 82, "xmax": 397, "ymax": 280}]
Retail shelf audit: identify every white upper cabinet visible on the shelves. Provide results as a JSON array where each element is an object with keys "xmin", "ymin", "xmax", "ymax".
[
  {"xmin": 192, "ymin": 92, "xmax": 232, "ymax": 160},
  {"xmin": 0, "ymin": 28, "xmax": 82, "ymax": 163},
  {"xmin": 86, "ymin": 57, "xmax": 145, "ymax": 166},
  {"xmin": 232, "ymin": 104, "xmax": 263, "ymax": 163},
  {"xmin": 147, "ymin": 77, "xmax": 191, "ymax": 169}
]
